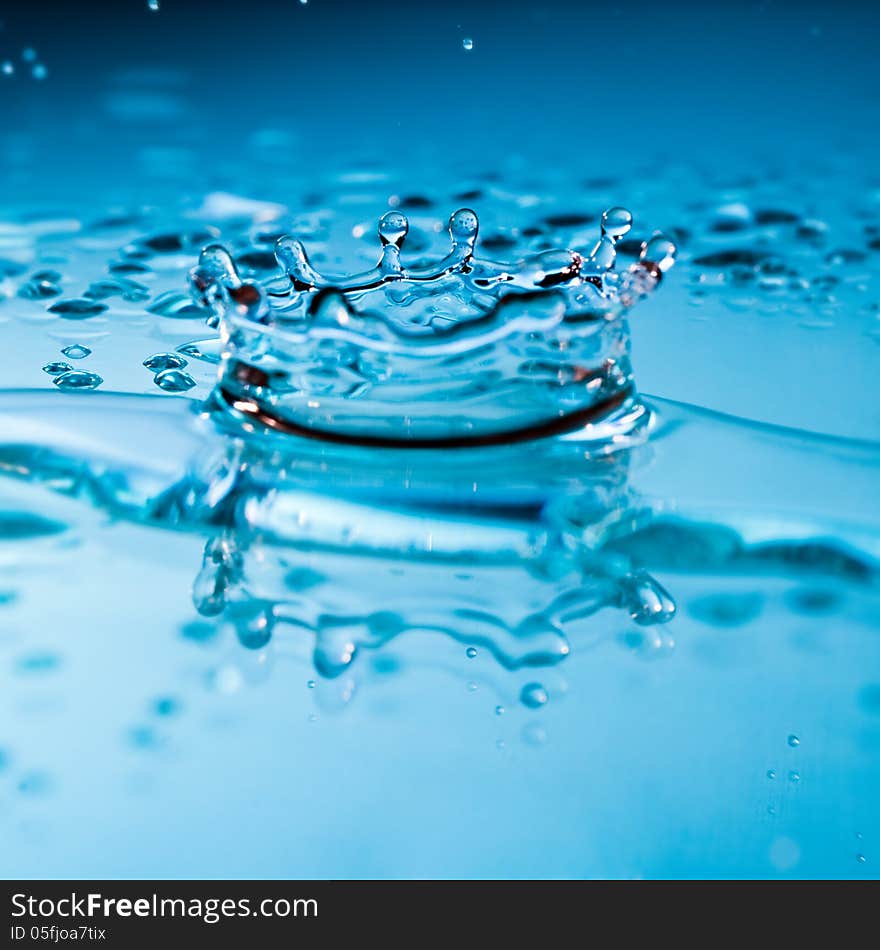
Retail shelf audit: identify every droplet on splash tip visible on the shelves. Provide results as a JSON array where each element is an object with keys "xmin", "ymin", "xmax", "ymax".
[{"xmin": 601, "ymin": 207, "xmax": 633, "ymax": 240}]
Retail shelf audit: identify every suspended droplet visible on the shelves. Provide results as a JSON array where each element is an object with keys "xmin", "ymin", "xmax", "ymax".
[
  {"xmin": 449, "ymin": 208, "xmax": 479, "ymax": 247},
  {"xmin": 463, "ymin": 37, "xmax": 474, "ymax": 51},
  {"xmin": 640, "ymin": 234, "xmax": 677, "ymax": 274},
  {"xmin": 60, "ymin": 344, "xmax": 91, "ymax": 360},
  {"xmin": 143, "ymin": 352, "xmax": 188, "ymax": 372},
  {"xmin": 520, "ymin": 682, "xmax": 549, "ymax": 709},
  {"xmin": 42, "ymin": 361, "xmax": 72, "ymax": 376},
  {"xmin": 153, "ymin": 369, "xmax": 196, "ymax": 393},
  {"xmin": 378, "ymin": 210, "xmax": 409, "ymax": 248},
  {"xmin": 53, "ymin": 370, "xmax": 103, "ymax": 391},
  {"xmin": 601, "ymin": 207, "xmax": 633, "ymax": 240}
]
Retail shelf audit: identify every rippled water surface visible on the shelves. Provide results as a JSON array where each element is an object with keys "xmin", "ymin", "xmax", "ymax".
[{"xmin": 1, "ymin": 0, "xmax": 879, "ymax": 878}]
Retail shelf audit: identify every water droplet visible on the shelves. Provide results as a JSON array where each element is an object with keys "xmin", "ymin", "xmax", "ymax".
[
  {"xmin": 143, "ymin": 352, "xmax": 188, "ymax": 372},
  {"xmin": 31, "ymin": 63, "xmax": 47, "ymax": 80},
  {"xmin": 153, "ymin": 696, "xmax": 179, "ymax": 717},
  {"xmin": 767, "ymin": 768, "xmax": 777, "ymax": 780},
  {"xmin": 788, "ymin": 770, "xmax": 801, "ymax": 783},
  {"xmin": 1, "ymin": 62, "xmax": 14, "ymax": 77},
  {"xmin": 640, "ymin": 234, "xmax": 677, "ymax": 273},
  {"xmin": 467, "ymin": 681, "xmax": 478, "ymax": 692},
  {"xmin": 153, "ymin": 369, "xmax": 196, "ymax": 393},
  {"xmin": 53, "ymin": 370, "xmax": 103, "ymax": 391},
  {"xmin": 21, "ymin": 48, "xmax": 36, "ymax": 63},
  {"xmin": 42, "ymin": 361, "xmax": 72, "ymax": 376},
  {"xmin": 61, "ymin": 344, "xmax": 91, "ymax": 359},
  {"xmin": 307, "ymin": 679, "xmax": 316, "ymax": 689},
  {"xmin": 233, "ymin": 604, "xmax": 274, "ymax": 650},
  {"xmin": 466, "ymin": 646, "xmax": 477, "ymax": 659},
  {"xmin": 495, "ymin": 705, "xmax": 505, "ymax": 716},
  {"xmin": 378, "ymin": 210, "xmax": 409, "ymax": 248},
  {"xmin": 148, "ymin": 0, "xmax": 160, "ymax": 10},
  {"xmin": 857, "ymin": 854, "xmax": 867, "ymax": 864},
  {"xmin": 463, "ymin": 37, "xmax": 474, "ymax": 51},
  {"xmin": 49, "ymin": 298, "xmax": 108, "ymax": 319},
  {"xmin": 520, "ymin": 682, "xmax": 549, "ymax": 709},
  {"xmin": 787, "ymin": 734, "xmax": 800, "ymax": 748},
  {"xmin": 601, "ymin": 206, "xmax": 633, "ymax": 240}
]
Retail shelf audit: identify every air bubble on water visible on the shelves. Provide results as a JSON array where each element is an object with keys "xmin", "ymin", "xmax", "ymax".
[
  {"xmin": 32, "ymin": 63, "xmax": 47, "ymax": 80},
  {"xmin": 154, "ymin": 369, "xmax": 197, "ymax": 392},
  {"xmin": 61, "ymin": 344, "xmax": 91, "ymax": 359},
  {"xmin": 520, "ymin": 682, "xmax": 549, "ymax": 709},
  {"xmin": 42, "ymin": 361, "xmax": 72, "ymax": 376},
  {"xmin": 53, "ymin": 371, "xmax": 103, "ymax": 391},
  {"xmin": 787, "ymin": 734, "xmax": 800, "ymax": 748},
  {"xmin": 143, "ymin": 352, "xmax": 188, "ymax": 372},
  {"xmin": 463, "ymin": 38, "xmax": 474, "ymax": 51},
  {"xmin": 466, "ymin": 646, "xmax": 477, "ymax": 659}
]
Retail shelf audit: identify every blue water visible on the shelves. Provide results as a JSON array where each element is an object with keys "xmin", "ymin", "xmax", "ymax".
[{"xmin": 1, "ymin": 0, "xmax": 879, "ymax": 879}]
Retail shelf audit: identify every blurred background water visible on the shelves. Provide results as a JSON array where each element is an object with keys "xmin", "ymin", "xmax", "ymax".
[{"xmin": 0, "ymin": 0, "xmax": 878, "ymax": 878}]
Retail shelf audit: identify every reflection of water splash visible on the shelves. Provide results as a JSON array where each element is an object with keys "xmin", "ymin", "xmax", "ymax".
[
  {"xmin": 189, "ymin": 207, "xmax": 676, "ymax": 446},
  {"xmin": 1, "ymin": 389, "xmax": 878, "ymax": 682}
]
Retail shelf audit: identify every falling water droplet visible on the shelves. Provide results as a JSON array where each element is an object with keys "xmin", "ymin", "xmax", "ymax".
[
  {"xmin": 53, "ymin": 371, "xmax": 103, "ymax": 391},
  {"xmin": 143, "ymin": 352, "xmax": 188, "ymax": 372},
  {"xmin": 463, "ymin": 37, "xmax": 474, "ymax": 51},
  {"xmin": 520, "ymin": 682, "xmax": 549, "ymax": 709},
  {"xmin": 787, "ymin": 734, "xmax": 800, "ymax": 748},
  {"xmin": 465, "ymin": 647, "xmax": 477, "ymax": 659},
  {"xmin": 61, "ymin": 344, "xmax": 91, "ymax": 359},
  {"xmin": 42, "ymin": 361, "xmax": 72, "ymax": 376},
  {"xmin": 153, "ymin": 369, "xmax": 196, "ymax": 393}
]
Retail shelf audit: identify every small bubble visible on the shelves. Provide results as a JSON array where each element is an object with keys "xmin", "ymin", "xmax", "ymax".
[
  {"xmin": 787, "ymin": 734, "xmax": 800, "ymax": 748},
  {"xmin": 42, "ymin": 361, "xmax": 72, "ymax": 376},
  {"xmin": 857, "ymin": 854, "xmax": 867, "ymax": 864},
  {"xmin": 788, "ymin": 770, "xmax": 801, "ymax": 783},
  {"xmin": 61, "ymin": 344, "xmax": 91, "ymax": 359},
  {"xmin": 520, "ymin": 682, "xmax": 549, "ymax": 709},
  {"xmin": 53, "ymin": 370, "xmax": 103, "ymax": 391},
  {"xmin": 307, "ymin": 679, "xmax": 316, "ymax": 689},
  {"xmin": 463, "ymin": 37, "xmax": 474, "ymax": 51},
  {"xmin": 767, "ymin": 769, "xmax": 777, "ymax": 780},
  {"xmin": 465, "ymin": 647, "xmax": 477, "ymax": 659},
  {"xmin": 31, "ymin": 63, "xmax": 47, "ymax": 80},
  {"xmin": 154, "ymin": 369, "xmax": 196, "ymax": 393},
  {"xmin": 495, "ymin": 705, "xmax": 505, "ymax": 716}
]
